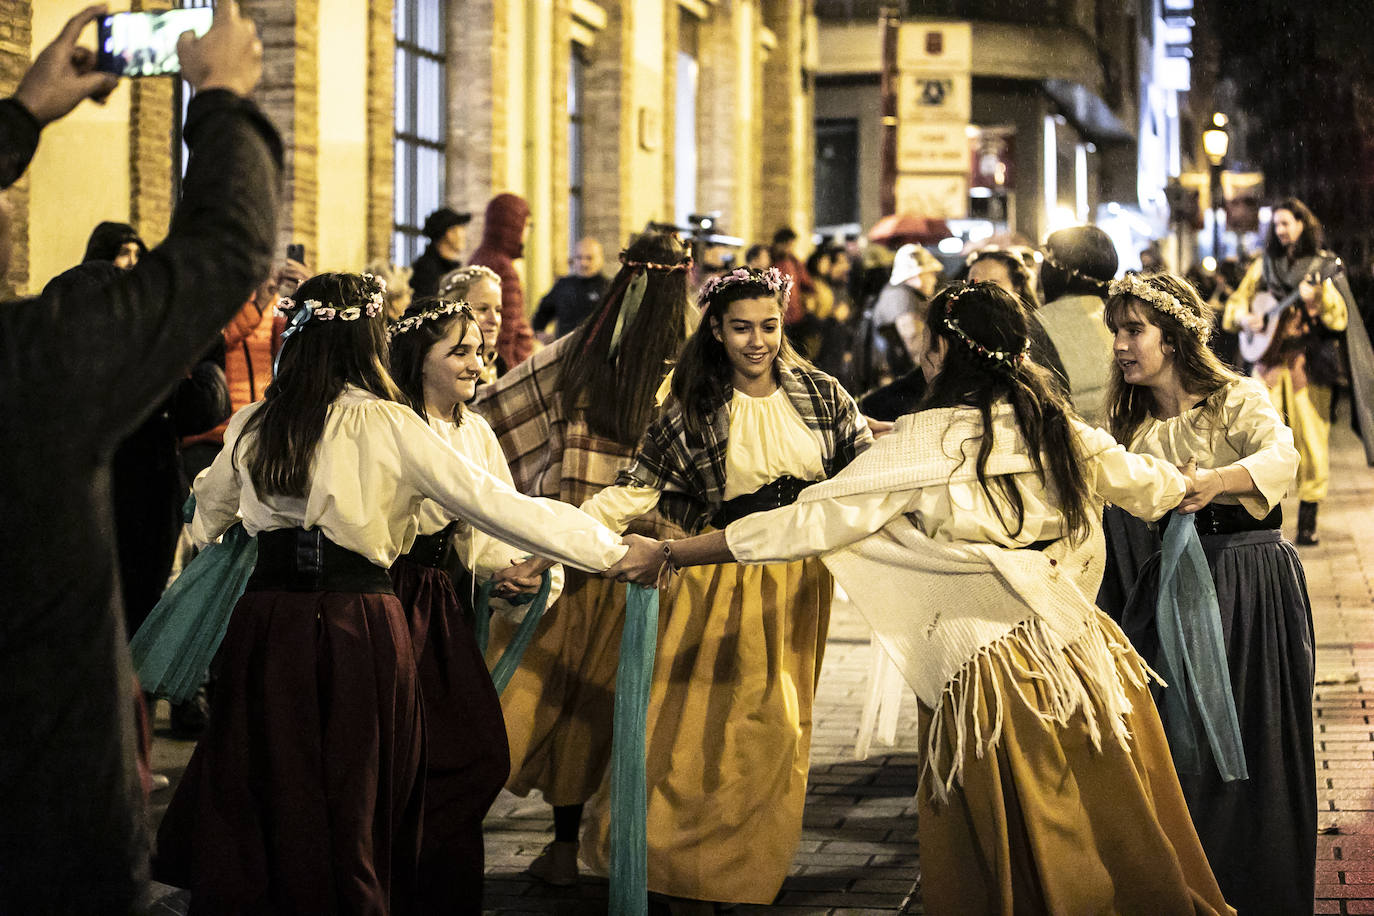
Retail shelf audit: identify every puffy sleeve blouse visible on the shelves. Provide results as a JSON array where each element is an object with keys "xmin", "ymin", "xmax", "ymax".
[
  {"xmin": 190, "ymin": 385, "xmax": 627, "ymax": 571},
  {"xmin": 725, "ymin": 419, "xmax": 1186, "ymax": 564},
  {"xmin": 1124, "ymin": 376, "xmax": 1298, "ymax": 518}
]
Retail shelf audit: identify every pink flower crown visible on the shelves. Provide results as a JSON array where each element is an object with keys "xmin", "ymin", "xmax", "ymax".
[
  {"xmin": 698, "ymin": 266, "xmax": 792, "ymax": 305},
  {"xmin": 278, "ymin": 272, "xmax": 387, "ymax": 323}
]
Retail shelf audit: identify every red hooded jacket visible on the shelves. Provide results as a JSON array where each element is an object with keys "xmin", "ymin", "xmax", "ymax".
[{"xmin": 468, "ymin": 192, "xmax": 535, "ymax": 369}]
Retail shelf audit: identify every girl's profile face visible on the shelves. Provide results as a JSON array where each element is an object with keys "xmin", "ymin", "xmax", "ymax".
[
  {"xmin": 422, "ymin": 320, "xmax": 484, "ymax": 415},
  {"xmin": 467, "ymin": 278, "xmax": 503, "ymax": 351},
  {"xmin": 1110, "ymin": 300, "xmax": 1174, "ymax": 390},
  {"xmin": 712, "ymin": 296, "xmax": 782, "ymax": 390}
]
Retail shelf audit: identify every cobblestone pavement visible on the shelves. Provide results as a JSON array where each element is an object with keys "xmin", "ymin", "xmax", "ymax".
[{"xmin": 146, "ymin": 417, "xmax": 1374, "ymax": 915}]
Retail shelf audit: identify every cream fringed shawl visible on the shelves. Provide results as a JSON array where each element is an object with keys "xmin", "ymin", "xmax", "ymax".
[{"xmin": 799, "ymin": 405, "xmax": 1151, "ymax": 802}]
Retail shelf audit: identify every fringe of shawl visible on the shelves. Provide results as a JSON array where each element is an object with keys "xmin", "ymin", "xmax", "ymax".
[{"xmin": 919, "ymin": 610, "xmax": 1163, "ymax": 806}]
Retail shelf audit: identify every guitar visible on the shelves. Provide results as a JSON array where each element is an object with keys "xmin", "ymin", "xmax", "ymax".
[{"xmin": 1237, "ymin": 258, "xmax": 1344, "ymax": 364}]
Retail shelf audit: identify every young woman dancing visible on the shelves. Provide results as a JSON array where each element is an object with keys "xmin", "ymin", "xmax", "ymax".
[
  {"xmin": 519, "ymin": 266, "xmax": 872, "ymax": 910},
  {"xmin": 469, "ymin": 231, "xmax": 694, "ymax": 885},
  {"xmin": 611, "ymin": 282, "xmax": 1234, "ymax": 915},
  {"xmin": 153, "ymin": 273, "xmax": 626, "ymax": 914},
  {"xmin": 1101, "ymin": 271, "xmax": 1312, "ymax": 916},
  {"xmin": 386, "ymin": 295, "xmax": 557, "ymax": 912}
]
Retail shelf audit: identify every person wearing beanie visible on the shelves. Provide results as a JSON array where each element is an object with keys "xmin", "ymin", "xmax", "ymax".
[
  {"xmin": 410, "ymin": 206, "xmax": 471, "ymax": 297},
  {"xmin": 469, "ymin": 192, "xmax": 536, "ymax": 370},
  {"xmin": 1035, "ymin": 225, "xmax": 1120, "ymax": 425}
]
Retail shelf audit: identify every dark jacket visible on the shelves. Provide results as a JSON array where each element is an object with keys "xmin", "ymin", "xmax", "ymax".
[
  {"xmin": 409, "ymin": 244, "xmax": 461, "ymax": 298},
  {"xmin": 0, "ymin": 89, "xmax": 281, "ymax": 913},
  {"xmin": 468, "ymin": 193, "xmax": 534, "ymax": 369},
  {"xmin": 532, "ymin": 273, "xmax": 610, "ymax": 340}
]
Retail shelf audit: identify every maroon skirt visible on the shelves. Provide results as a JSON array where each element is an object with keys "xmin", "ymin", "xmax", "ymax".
[
  {"xmin": 389, "ymin": 557, "xmax": 510, "ymax": 914},
  {"xmin": 154, "ymin": 586, "xmax": 425, "ymax": 915}
]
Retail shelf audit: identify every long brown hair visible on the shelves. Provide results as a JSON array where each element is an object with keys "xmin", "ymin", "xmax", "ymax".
[
  {"xmin": 669, "ymin": 268, "xmax": 810, "ymax": 435},
  {"xmin": 1104, "ymin": 272, "xmax": 1239, "ymax": 447},
  {"xmin": 387, "ymin": 297, "xmax": 481, "ymax": 426},
  {"xmin": 920, "ymin": 282, "xmax": 1094, "ymax": 544},
  {"xmin": 239, "ymin": 272, "xmax": 401, "ymax": 498},
  {"xmin": 560, "ymin": 230, "xmax": 693, "ymax": 445}
]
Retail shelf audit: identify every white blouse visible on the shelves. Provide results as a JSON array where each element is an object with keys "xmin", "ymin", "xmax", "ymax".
[
  {"xmin": 578, "ymin": 386, "xmax": 826, "ymax": 532},
  {"xmin": 191, "ymin": 386, "xmax": 626, "ymax": 571},
  {"xmin": 415, "ymin": 412, "xmax": 567, "ymax": 594},
  {"xmin": 1125, "ymin": 376, "xmax": 1298, "ymax": 518},
  {"xmin": 726, "ymin": 420, "xmax": 1185, "ymax": 564}
]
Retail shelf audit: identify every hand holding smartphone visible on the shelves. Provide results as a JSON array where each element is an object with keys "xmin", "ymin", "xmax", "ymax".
[{"xmin": 96, "ymin": 8, "xmax": 213, "ymax": 77}]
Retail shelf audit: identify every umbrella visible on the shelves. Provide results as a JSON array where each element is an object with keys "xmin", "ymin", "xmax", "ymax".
[{"xmin": 867, "ymin": 213, "xmax": 953, "ymax": 248}]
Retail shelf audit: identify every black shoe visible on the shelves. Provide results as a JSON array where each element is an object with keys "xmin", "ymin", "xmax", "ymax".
[
  {"xmin": 1297, "ymin": 501, "xmax": 1320, "ymax": 546},
  {"xmin": 169, "ymin": 687, "xmax": 210, "ymax": 737}
]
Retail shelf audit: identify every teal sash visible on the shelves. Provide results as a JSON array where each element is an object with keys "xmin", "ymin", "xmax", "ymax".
[
  {"xmin": 1155, "ymin": 512, "xmax": 1248, "ymax": 781},
  {"xmin": 609, "ymin": 584, "xmax": 660, "ymax": 916}
]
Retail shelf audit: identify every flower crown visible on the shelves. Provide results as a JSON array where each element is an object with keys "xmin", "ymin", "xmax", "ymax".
[
  {"xmin": 619, "ymin": 250, "xmax": 692, "ymax": 272},
  {"xmin": 1108, "ymin": 273, "xmax": 1212, "ymax": 342},
  {"xmin": 387, "ymin": 298, "xmax": 474, "ymax": 341},
  {"xmin": 278, "ymin": 272, "xmax": 387, "ymax": 322},
  {"xmin": 698, "ymin": 266, "xmax": 792, "ymax": 305},
  {"xmin": 943, "ymin": 314, "xmax": 1031, "ymax": 371},
  {"xmin": 436, "ymin": 265, "xmax": 501, "ymax": 299}
]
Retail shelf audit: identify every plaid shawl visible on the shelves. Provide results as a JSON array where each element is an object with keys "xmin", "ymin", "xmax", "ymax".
[
  {"xmin": 471, "ymin": 336, "xmax": 682, "ymax": 538},
  {"xmin": 617, "ymin": 362, "xmax": 873, "ymax": 534}
]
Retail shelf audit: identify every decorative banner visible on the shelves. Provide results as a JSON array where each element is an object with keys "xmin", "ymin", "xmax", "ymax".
[
  {"xmin": 895, "ymin": 174, "xmax": 969, "ymax": 220},
  {"xmin": 898, "ymin": 122, "xmax": 969, "ymax": 173}
]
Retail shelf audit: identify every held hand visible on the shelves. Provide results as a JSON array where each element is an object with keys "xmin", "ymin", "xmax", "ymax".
[
  {"xmin": 489, "ymin": 558, "xmax": 545, "ymax": 598},
  {"xmin": 178, "ymin": 0, "xmax": 262, "ymax": 98},
  {"xmin": 276, "ymin": 257, "xmax": 311, "ymax": 296},
  {"xmin": 1177, "ymin": 459, "xmax": 1223, "ymax": 515},
  {"xmin": 13, "ymin": 5, "xmax": 119, "ymax": 126},
  {"xmin": 1299, "ymin": 274, "xmax": 1319, "ymax": 307},
  {"xmin": 603, "ymin": 534, "xmax": 666, "ymax": 588}
]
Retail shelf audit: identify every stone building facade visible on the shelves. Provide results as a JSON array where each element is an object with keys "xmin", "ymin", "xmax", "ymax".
[{"xmin": 4, "ymin": 0, "xmax": 817, "ymax": 308}]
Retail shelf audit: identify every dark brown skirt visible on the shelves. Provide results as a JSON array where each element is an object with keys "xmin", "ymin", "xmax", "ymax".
[
  {"xmin": 154, "ymin": 588, "xmax": 425, "ymax": 915},
  {"xmin": 389, "ymin": 557, "xmax": 510, "ymax": 914}
]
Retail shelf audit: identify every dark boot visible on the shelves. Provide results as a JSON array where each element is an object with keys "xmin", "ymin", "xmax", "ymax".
[{"xmin": 1297, "ymin": 501, "xmax": 1320, "ymax": 546}]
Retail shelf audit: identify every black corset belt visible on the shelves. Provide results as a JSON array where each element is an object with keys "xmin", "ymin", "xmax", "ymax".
[
  {"xmin": 402, "ymin": 521, "xmax": 460, "ymax": 569},
  {"xmin": 712, "ymin": 475, "xmax": 813, "ymax": 528},
  {"xmin": 248, "ymin": 527, "xmax": 394, "ymax": 595},
  {"xmin": 1165, "ymin": 502, "xmax": 1281, "ymax": 537}
]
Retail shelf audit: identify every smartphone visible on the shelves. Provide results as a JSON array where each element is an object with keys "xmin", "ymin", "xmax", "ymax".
[
  {"xmin": 95, "ymin": 9, "xmax": 213, "ymax": 77},
  {"xmin": 286, "ymin": 243, "xmax": 306, "ymax": 264}
]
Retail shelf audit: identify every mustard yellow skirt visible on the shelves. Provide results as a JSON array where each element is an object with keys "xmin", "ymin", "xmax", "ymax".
[
  {"xmin": 917, "ymin": 610, "xmax": 1234, "ymax": 916},
  {"xmin": 487, "ymin": 570, "xmax": 628, "ymax": 805},
  {"xmin": 582, "ymin": 556, "xmax": 833, "ymax": 904}
]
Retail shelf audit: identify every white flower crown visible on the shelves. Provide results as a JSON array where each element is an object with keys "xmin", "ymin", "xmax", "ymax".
[
  {"xmin": 387, "ymin": 298, "xmax": 474, "ymax": 340},
  {"xmin": 1108, "ymin": 273, "xmax": 1212, "ymax": 342}
]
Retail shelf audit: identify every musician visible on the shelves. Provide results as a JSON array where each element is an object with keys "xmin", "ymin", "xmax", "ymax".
[{"xmin": 1224, "ymin": 198, "xmax": 1351, "ymax": 544}]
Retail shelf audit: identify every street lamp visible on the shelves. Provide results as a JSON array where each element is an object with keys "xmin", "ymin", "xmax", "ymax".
[{"xmin": 1203, "ymin": 114, "xmax": 1230, "ymax": 259}]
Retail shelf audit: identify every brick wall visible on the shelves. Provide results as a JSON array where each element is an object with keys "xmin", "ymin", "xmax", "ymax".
[
  {"xmin": 243, "ymin": 0, "xmax": 318, "ymax": 259},
  {"xmin": 581, "ymin": 0, "xmax": 632, "ymax": 255},
  {"xmin": 548, "ymin": 0, "xmax": 571, "ymax": 263},
  {"xmin": 448, "ymin": 0, "xmax": 498, "ymax": 244},
  {"xmin": 0, "ymin": 0, "xmax": 31, "ymax": 297},
  {"xmin": 129, "ymin": 0, "xmax": 173, "ymax": 246},
  {"xmin": 366, "ymin": 0, "xmax": 394, "ymax": 264},
  {"xmin": 696, "ymin": 2, "xmax": 752, "ymax": 242}
]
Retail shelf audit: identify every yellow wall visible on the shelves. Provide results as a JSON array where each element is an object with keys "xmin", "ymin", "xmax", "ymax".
[
  {"xmin": 627, "ymin": 0, "xmax": 666, "ymax": 232},
  {"xmin": 316, "ymin": 0, "xmax": 369, "ymax": 272},
  {"xmin": 27, "ymin": 2, "xmax": 132, "ymax": 293}
]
